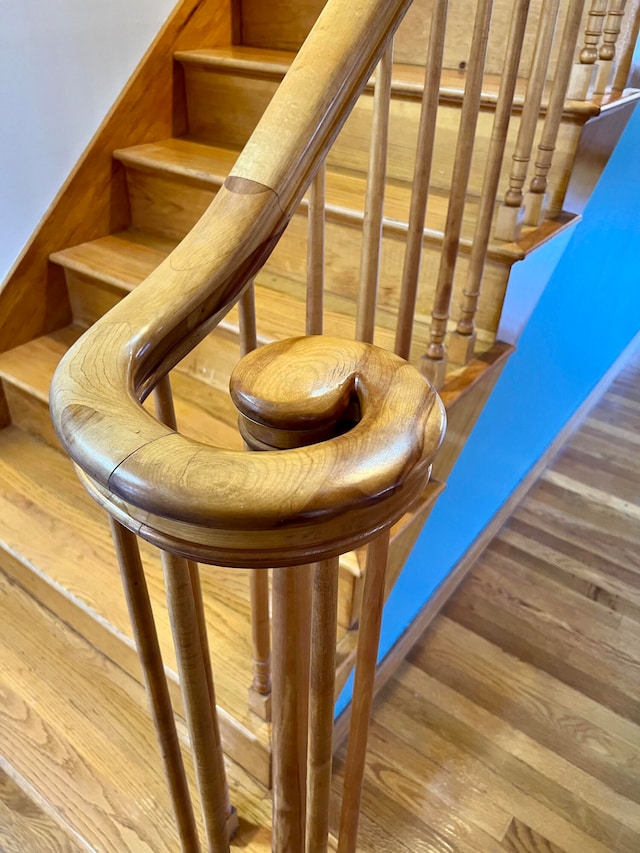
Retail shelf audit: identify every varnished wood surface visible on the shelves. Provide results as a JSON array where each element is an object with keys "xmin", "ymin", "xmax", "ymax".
[
  {"xmin": 0, "ymin": 770, "xmax": 84, "ymax": 853},
  {"xmin": 4, "ymin": 315, "xmax": 639, "ymax": 853}
]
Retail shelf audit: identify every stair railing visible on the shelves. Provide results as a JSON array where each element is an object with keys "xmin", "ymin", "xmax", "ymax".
[{"xmin": 50, "ymin": 1, "xmax": 446, "ymax": 851}]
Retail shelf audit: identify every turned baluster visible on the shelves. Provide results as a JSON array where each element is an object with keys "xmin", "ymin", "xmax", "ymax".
[
  {"xmin": 594, "ymin": 0, "xmax": 628, "ymax": 93},
  {"xmin": 613, "ymin": 1, "xmax": 640, "ymax": 89},
  {"xmin": 154, "ymin": 377, "xmax": 237, "ymax": 847},
  {"xmin": 449, "ymin": 0, "xmax": 532, "ymax": 365},
  {"xmin": 337, "ymin": 530, "xmax": 390, "ymax": 853},
  {"xmin": 271, "ymin": 564, "xmax": 313, "ymax": 852},
  {"xmin": 421, "ymin": 0, "xmax": 494, "ymax": 388},
  {"xmin": 108, "ymin": 519, "xmax": 201, "ymax": 852},
  {"xmin": 238, "ymin": 286, "xmax": 274, "ymax": 721},
  {"xmin": 394, "ymin": 0, "xmax": 449, "ymax": 361},
  {"xmin": 356, "ymin": 42, "xmax": 394, "ymax": 344},
  {"xmin": 524, "ymin": 0, "xmax": 588, "ymax": 225},
  {"xmin": 307, "ymin": 164, "xmax": 326, "ymax": 335},
  {"xmin": 306, "ymin": 558, "xmax": 340, "ymax": 853},
  {"xmin": 566, "ymin": 0, "xmax": 608, "ymax": 98},
  {"xmin": 495, "ymin": 0, "xmax": 562, "ymax": 242}
]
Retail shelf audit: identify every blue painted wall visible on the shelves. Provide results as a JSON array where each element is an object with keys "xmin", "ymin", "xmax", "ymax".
[{"xmin": 338, "ymin": 104, "xmax": 640, "ymax": 714}]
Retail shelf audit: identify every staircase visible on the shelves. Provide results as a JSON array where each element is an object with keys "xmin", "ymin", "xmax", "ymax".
[{"xmin": 0, "ymin": 0, "xmax": 638, "ymax": 848}]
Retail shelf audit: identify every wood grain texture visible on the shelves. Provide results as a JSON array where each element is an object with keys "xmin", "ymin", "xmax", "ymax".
[
  {"xmin": 0, "ymin": 426, "xmax": 271, "ymax": 784},
  {"xmin": 238, "ymin": 0, "xmax": 590, "ymax": 82},
  {"xmin": 0, "ymin": 770, "xmax": 84, "ymax": 853},
  {"xmin": 330, "ymin": 342, "xmax": 640, "ymax": 853},
  {"xmin": 55, "ymin": 332, "xmax": 444, "ymax": 568},
  {"xmin": 178, "ymin": 45, "xmax": 600, "ymax": 210},
  {"xmin": 0, "ymin": 0, "xmax": 231, "ymax": 354}
]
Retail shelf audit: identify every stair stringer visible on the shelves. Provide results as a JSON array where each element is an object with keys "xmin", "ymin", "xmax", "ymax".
[{"xmin": 0, "ymin": 0, "xmax": 231, "ymax": 355}]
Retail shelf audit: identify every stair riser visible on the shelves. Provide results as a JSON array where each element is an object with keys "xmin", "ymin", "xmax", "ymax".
[
  {"xmin": 238, "ymin": 0, "xmax": 586, "ymax": 81},
  {"xmin": 0, "ymin": 382, "xmax": 60, "ymax": 451},
  {"xmin": 182, "ymin": 62, "xmax": 584, "ymax": 214},
  {"xmin": 67, "ymin": 269, "xmax": 132, "ymax": 330},
  {"xmin": 62, "ymin": 265, "xmax": 248, "ymax": 393},
  {"xmin": 125, "ymin": 166, "xmax": 513, "ymax": 341}
]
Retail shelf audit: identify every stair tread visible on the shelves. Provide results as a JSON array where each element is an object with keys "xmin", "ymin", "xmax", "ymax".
[
  {"xmin": 50, "ymin": 230, "xmax": 177, "ymax": 290},
  {"xmin": 113, "ymin": 137, "xmax": 530, "ymax": 260},
  {"xmin": 50, "ymin": 230, "xmax": 461, "ymax": 363},
  {"xmin": 0, "ymin": 425, "xmax": 271, "ymax": 754},
  {"xmin": 174, "ymin": 45, "xmax": 621, "ymax": 118},
  {"xmin": 0, "ymin": 557, "xmax": 272, "ymax": 852}
]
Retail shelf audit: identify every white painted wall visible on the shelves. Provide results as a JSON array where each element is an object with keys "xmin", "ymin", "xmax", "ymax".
[{"xmin": 0, "ymin": 0, "xmax": 176, "ymax": 280}]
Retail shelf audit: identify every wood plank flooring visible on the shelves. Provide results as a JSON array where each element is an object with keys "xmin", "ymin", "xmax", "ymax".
[
  {"xmin": 2, "ymin": 350, "xmax": 639, "ymax": 850},
  {"xmin": 329, "ymin": 351, "xmax": 640, "ymax": 852}
]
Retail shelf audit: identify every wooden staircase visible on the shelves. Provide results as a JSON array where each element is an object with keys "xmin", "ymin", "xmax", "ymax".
[{"xmin": 0, "ymin": 0, "xmax": 638, "ymax": 848}]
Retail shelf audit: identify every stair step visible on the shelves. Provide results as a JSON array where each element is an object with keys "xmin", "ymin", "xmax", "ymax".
[
  {"xmin": 112, "ymin": 137, "xmax": 529, "ymax": 345},
  {"xmin": 175, "ymin": 45, "xmax": 602, "ymax": 116},
  {"xmin": 113, "ymin": 137, "xmax": 496, "ymax": 244},
  {"xmin": 0, "ymin": 424, "xmax": 272, "ymax": 784},
  {"xmin": 173, "ymin": 45, "xmax": 601, "ymax": 209},
  {"xmin": 0, "ymin": 562, "xmax": 272, "ymax": 851},
  {"xmin": 51, "ymin": 227, "xmax": 477, "ymax": 373},
  {"xmin": 0, "ymin": 328, "xmax": 244, "ymax": 451}
]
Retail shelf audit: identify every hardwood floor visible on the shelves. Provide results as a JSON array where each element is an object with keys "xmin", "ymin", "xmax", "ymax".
[
  {"xmin": 329, "ymin": 352, "xmax": 640, "ymax": 853},
  {"xmin": 2, "ymin": 350, "xmax": 639, "ymax": 850}
]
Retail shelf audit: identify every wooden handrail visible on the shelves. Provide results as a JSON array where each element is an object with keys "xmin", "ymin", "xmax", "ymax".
[{"xmin": 50, "ymin": 0, "xmax": 444, "ymax": 570}]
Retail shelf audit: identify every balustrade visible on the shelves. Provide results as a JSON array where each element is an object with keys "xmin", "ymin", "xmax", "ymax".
[
  {"xmin": 449, "ymin": 0, "xmax": 532, "ymax": 364},
  {"xmin": 356, "ymin": 43, "xmax": 394, "ymax": 343},
  {"xmin": 394, "ymin": 0, "xmax": 449, "ymax": 361}
]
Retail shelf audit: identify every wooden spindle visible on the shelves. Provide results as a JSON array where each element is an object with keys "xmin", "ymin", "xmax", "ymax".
[
  {"xmin": 524, "ymin": 0, "xmax": 589, "ymax": 225},
  {"xmin": 305, "ymin": 558, "xmax": 340, "ymax": 853},
  {"xmin": 336, "ymin": 530, "xmax": 390, "ymax": 853},
  {"xmin": 613, "ymin": 0, "xmax": 640, "ymax": 90},
  {"xmin": 248, "ymin": 569, "xmax": 272, "ymax": 719},
  {"xmin": 162, "ymin": 551, "xmax": 231, "ymax": 853},
  {"xmin": 422, "ymin": 0, "xmax": 494, "ymax": 388},
  {"xmin": 394, "ymin": 0, "xmax": 449, "ymax": 361},
  {"xmin": 238, "ymin": 283, "xmax": 258, "ymax": 354},
  {"xmin": 109, "ymin": 519, "xmax": 201, "ymax": 852},
  {"xmin": 155, "ymin": 375, "xmax": 234, "ymax": 847},
  {"xmin": 356, "ymin": 42, "xmax": 394, "ymax": 344},
  {"xmin": 495, "ymin": 0, "xmax": 562, "ymax": 242},
  {"xmin": 566, "ymin": 0, "xmax": 608, "ymax": 98},
  {"xmin": 450, "ymin": 0, "xmax": 532, "ymax": 365},
  {"xmin": 238, "ymin": 283, "xmax": 273, "ymax": 721},
  {"xmin": 594, "ymin": 0, "xmax": 628, "ymax": 92},
  {"xmin": 307, "ymin": 164, "xmax": 326, "ymax": 335},
  {"xmin": 154, "ymin": 374, "xmax": 239, "ymax": 829},
  {"xmin": 272, "ymin": 565, "xmax": 313, "ymax": 853},
  {"xmin": 154, "ymin": 373, "xmax": 178, "ymax": 430}
]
